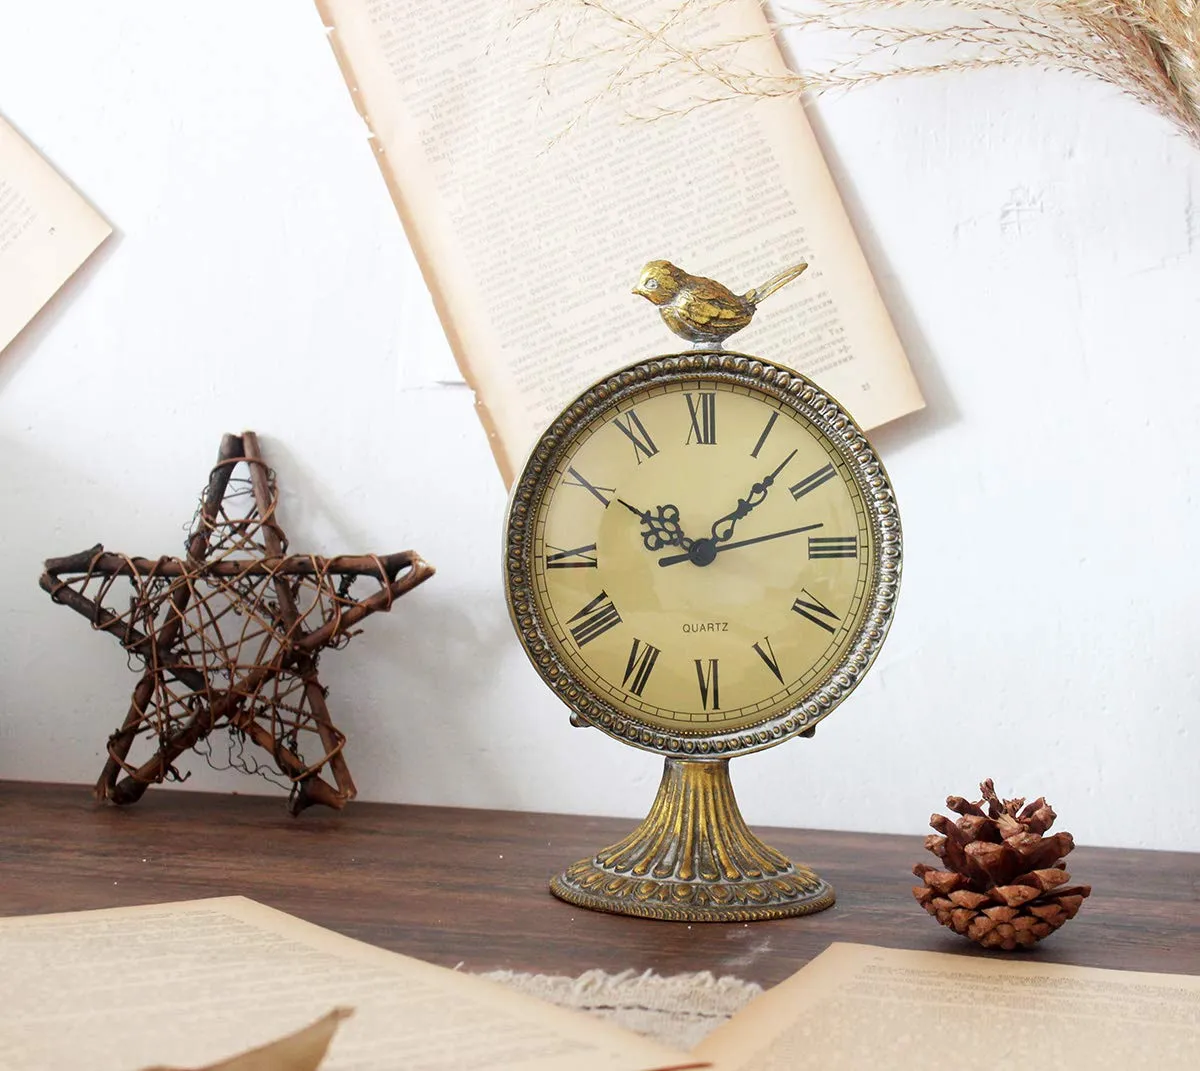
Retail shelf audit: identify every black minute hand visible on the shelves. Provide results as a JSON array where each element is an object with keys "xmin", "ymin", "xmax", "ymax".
[
  {"xmin": 657, "ymin": 522, "xmax": 824, "ymax": 567},
  {"xmin": 709, "ymin": 448, "xmax": 798, "ymax": 545}
]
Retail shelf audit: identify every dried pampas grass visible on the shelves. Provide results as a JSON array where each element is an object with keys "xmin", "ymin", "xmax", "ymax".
[{"xmin": 517, "ymin": 1, "xmax": 1200, "ymax": 145}]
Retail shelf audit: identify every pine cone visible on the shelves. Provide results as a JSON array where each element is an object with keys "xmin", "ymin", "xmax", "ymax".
[{"xmin": 912, "ymin": 779, "xmax": 1091, "ymax": 950}]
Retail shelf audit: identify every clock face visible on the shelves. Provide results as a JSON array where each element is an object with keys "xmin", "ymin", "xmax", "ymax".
[{"xmin": 506, "ymin": 356, "xmax": 899, "ymax": 755}]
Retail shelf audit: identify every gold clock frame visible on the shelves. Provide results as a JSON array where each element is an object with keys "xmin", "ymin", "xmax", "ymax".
[{"xmin": 504, "ymin": 351, "xmax": 901, "ymax": 922}]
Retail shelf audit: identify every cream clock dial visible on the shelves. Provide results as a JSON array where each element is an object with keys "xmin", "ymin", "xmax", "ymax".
[
  {"xmin": 504, "ymin": 352, "xmax": 900, "ymax": 921},
  {"xmin": 535, "ymin": 377, "xmax": 873, "ymax": 736}
]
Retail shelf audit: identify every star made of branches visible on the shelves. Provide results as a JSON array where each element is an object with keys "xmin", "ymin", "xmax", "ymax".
[{"xmin": 39, "ymin": 432, "xmax": 434, "ymax": 814}]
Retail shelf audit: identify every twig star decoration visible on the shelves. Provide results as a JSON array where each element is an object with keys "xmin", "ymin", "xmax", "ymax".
[{"xmin": 39, "ymin": 432, "xmax": 434, "ymax": 814}]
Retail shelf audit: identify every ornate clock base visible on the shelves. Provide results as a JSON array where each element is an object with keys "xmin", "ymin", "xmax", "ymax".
[{"xmin": 550, "ymin": 758, "xmax": 835, "ymax": 922}]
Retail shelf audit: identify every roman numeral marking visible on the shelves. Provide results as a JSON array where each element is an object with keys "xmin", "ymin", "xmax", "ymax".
[
  {"xmin": 613, "ymin": 409, "xmax": 659, "ymax": 464},
  {"xmin": 792, "ymin": 589, "xmax": 840, "ymax": 634},
  {"xmin": 563, "ymin": 467, "xmax": 614, "ymax": 507},
  {"xmin": 750, "ymin": 411, "xmax": 779, "ymax": 459},
  {"xmin": 622, "ymin": 638, "xmax": 661, "ymax": 696},
  {"xmin": 546, "ymin": 543, "xmax": 598, "ymax": 569},
  {"xmin": 808, "ymin": 535, "xmax": 858, "ymax": 559},
  {"xmin": 694, "ymin": 658, "xmax": 720, "ymax": 711},
  {"xmin": 752, "ymin": 636, "xmax": 784, "ymax": 685},
  {"xmin": 685, "ymin": 392, "xmax": 717, "ymax": 445},
  {"xmin": 567, "ymin": 591, "xmax": 622, "ymax": 647},
  {"xmin": 789, "ymin": 463, "xmax": 836, "ymax": 500}
]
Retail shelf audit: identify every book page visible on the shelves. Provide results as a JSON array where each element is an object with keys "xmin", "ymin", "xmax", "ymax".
[
  {"xmin": 0, "ymin": 114, "xmax": 110, "ymax": 353},
  {"xmin": 696, "ymin": 943, "xmax": 1200, "ymax": 1070},
  {"xmin": 314, "ymin": 0, "xmax": 923, "ymax": 484},
  {"xmin": 0, "ymin": 897, "xmax": 700, "ymax": 1071}
]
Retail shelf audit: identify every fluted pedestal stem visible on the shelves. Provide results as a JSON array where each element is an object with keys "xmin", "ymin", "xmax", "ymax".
[{"xmin": 551, "ymin": 758, "xmax": 834, "ymax": 922}]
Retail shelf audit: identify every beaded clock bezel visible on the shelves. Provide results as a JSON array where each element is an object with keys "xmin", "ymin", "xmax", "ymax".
[{"xmin": 503, "ymin": 351, "xmax": 901, "ymax": 759}]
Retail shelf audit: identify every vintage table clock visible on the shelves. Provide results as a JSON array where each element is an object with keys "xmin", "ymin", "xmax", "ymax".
[{"xmin": 503, "ymin": 260, "xmax": 901, "ymax": 921}]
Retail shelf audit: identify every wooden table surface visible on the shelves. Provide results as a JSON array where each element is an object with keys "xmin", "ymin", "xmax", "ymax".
[{"xmin": 2, "ymin": 780, "xmax": 1196, "ymax": 987}]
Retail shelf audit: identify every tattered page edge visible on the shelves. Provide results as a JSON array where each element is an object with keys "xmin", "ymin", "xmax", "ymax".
[{"xmin": 311, "ymin": 0, "xmax": 514, "ymax": 484}]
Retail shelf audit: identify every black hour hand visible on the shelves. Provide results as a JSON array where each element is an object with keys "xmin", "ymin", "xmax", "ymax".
[
  {"xmin": 638, "ymin": 503, "xmax": 692, "ymax": 552},
  {"xmin": 618, "ymin": 498, "xmax": 693, "ymax": 552}
]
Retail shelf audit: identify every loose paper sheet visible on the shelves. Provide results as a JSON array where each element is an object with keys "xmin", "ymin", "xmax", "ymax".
[
  {"xmin": 695, "ymin": 942, "xmax": 1200, "ymax": 1070},
  {"xmin": 0, "ymin": 114, "xmax": 110, "ymax": 353},
  {"xmin": 314, "ymin": 0, "xmax": 924, "ymax": 484},
  {"xmin": 0, "ymin": 897, "xmax": 698, "ymax": 1071}
]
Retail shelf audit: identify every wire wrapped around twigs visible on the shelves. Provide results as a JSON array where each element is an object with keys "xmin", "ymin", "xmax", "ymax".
[{"xmin": 39, "ymin": 432, "xmax": 434, "ymax": 814}]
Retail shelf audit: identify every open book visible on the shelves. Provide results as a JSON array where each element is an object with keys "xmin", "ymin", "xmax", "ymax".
[
  {"xmin": 3, "ymin": 897, "xmax": 1198, "ymax": 1070},
  {"xmin": 313, "ymin": 0, "xmax": 923, "ymax": 483},
  {"xmin": 0, "ymin": 114, "xmax": 110, "ymax": 353}
]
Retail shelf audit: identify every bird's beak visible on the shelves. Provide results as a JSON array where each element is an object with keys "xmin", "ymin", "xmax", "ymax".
[{"xmin": 631, "ymin": 286, "xmax": 645, "ymax": 297}]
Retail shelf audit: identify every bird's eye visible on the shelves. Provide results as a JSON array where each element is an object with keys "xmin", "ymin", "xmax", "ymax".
[{"xmin": 644, "ymin": 278, "xmax": 658, "ymax": 290}]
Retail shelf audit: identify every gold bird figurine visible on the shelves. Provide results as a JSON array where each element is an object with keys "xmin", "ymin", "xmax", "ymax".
[{"xmin": 632, "ymin": 260, "xmax": 809, "ymax": 346}]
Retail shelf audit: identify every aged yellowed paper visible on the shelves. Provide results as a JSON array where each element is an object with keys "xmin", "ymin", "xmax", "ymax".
[
  {"xmin": 695, "ymin": 942, "xmax": 1200, "ymax": 1070},
  {"xmin": 0, "ymin": 897, "xmax": 698, "ymax": 1071},
  {"xmin": 0, "ymin": 114, "xmax": 110, "ymax": 353},
  {"xmin": 314, "ymin": 0, "xmax": 923, "ymax": 483}
]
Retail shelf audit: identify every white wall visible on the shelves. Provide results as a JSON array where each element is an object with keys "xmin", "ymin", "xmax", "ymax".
[{"xmin": 1, "ymin": 3, "xmax": 1197, "ymax": 851}]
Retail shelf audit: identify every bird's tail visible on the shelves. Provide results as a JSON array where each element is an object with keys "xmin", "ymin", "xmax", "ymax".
[{"xmin": 746, "ymin": 262, "xmax": 808, "ymax": 305}]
